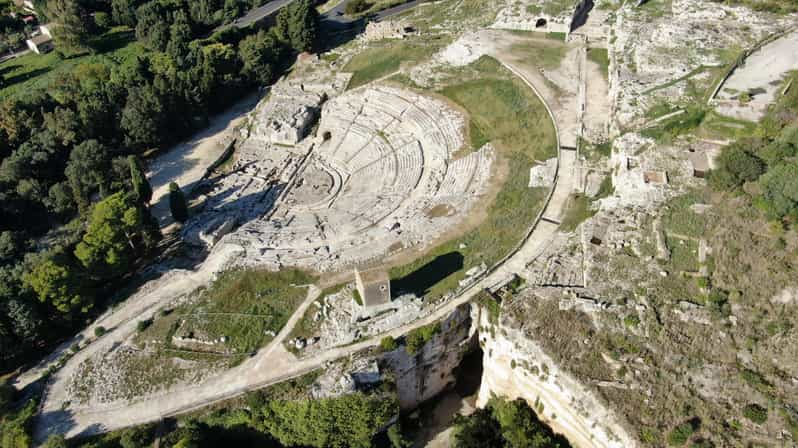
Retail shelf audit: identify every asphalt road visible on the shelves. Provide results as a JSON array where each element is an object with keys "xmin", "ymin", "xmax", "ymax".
[{"xmin": 227, "ymin": 0, "xmax": 428, "ymax": 31}]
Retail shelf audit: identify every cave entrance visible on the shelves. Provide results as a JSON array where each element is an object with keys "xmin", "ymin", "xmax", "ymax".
[{"xmin": 454, "ymin": 346, "xmax": 484, "ymax": 398}]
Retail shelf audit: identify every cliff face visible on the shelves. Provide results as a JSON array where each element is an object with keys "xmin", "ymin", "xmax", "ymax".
[
  {"xmin": 475, "ymin": 307, "xmax": 637, "ymax": 448},
  {"xmin": 381, "ymin": 303, "xmax": 477, "ymax": 409},
  {"xmin": 381, "ymin": 301, "xmax": 636, "ymax": 447}
]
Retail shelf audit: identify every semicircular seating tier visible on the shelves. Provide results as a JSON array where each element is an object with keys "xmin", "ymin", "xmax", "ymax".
[{"xmin": 220, "ymin": 87, "xmax": 496, "ymax": 272}]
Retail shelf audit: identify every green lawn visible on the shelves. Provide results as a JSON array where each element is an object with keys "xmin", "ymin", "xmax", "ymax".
[
  {"xmin": 343, "ymin": 41, "xmax": 439, "ymax": 89},
  {"xmin": 587, "ymin": 48, "xmax": 609, "ymax": 80},
  {"xmin": 139, "ymin": 269, "xmax": 314, "ymax": 355},
  {"xmin": 0, "ymin": 27, "xmax": 144, "ymax": 100},
  {"xmin": 389, "ymin": 57, "xmax": 557, "ymax": 298},
  {"xmin": 560, "ymin": 194, "xmax": 595, "ymax": 232}
]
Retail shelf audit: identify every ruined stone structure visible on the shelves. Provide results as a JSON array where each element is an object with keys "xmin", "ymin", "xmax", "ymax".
[
  {"xmin": 355, "ymin": 268, "xmax": 392, "ymax": 308},
  {"xmin": 193, "ymin": 85, "xmax": 495, "ymax": 273}
]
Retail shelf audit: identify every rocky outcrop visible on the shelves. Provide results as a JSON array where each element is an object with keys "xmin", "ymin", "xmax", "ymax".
[
  {"xmin": 475, "ymin": 306, "xmax": 637, "ymax": 448},
  {"xmin": 381, "ymin": 304, "xmax": 476, "ymax": 409}
]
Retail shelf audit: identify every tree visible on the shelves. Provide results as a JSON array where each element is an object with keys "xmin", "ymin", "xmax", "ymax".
[
  {"xmin": 122, "ymin": 85, "xmax": 166, "ymax": 151},
  {"xmin": 167, "ymin": 10, "xmax": 193, "ymax": 64},
  {"xmin": 43, "ymin": 106, "xmax": 81, "ymax": 146},
  {"xmin": 128, "ymin": 155, "xmax": 152, "ymax": 204},
  {"xmin": 74, "ymin": 192, "xmax": 152, "ymax": 277},
  {"xmin": 94, "ymin": 12, "xmax": 112, "ymax": 30},
  {"xmin": 379, "ymin": 335, "xmax": 398, "ymax": 352},
  {"xmin": 452, "ymin": 408, "xmax": 504, "ymax": 448},
  {"xmin": 711, "ymin": 145, "xmax": 765, "ymax": 190},
  {"xmin": 112, "ymin": 0, "xmax": 139, "ymax": 27},
  {"xmin": 65, "ymin": 139, "xmax": 112, "ymax": 210},
  {"xmin": 345, "ymin": 0, "xmax": 370, "ymax": 15},
  {"xmin": 135, "ymin": 1, "xmax": 171, "ymax": 51},
  {"xmin": 222, "ymin": 0, "xmax": 243, "ymax": 23},
  {"xmin": 387, "ymin": 423, "xmax": 412, "ymax": 448},
  {"xmin": 46, "ymin": 0, "xmax": 93, "ymax": 53},
  {"xmin": 42, "ymin": 434, "xmax": 68, "ymax": 448},
  {"xmin": 168, "ymin": 182, "xmax": 189, "ymax": 222},
  {"xmin": 23, "ymin": 256, "xmax": 89, "ymax": 313},
  {"xmin": 759, "ymin": 162, "xmax": 798, "ymax": 221},
  {"xmin": 275, "ymin": 0, "xmax": 318, "ymax": 52},
  {"xmin": 238, "ymin": 30, "xmax": 283, "ymax": 85}
]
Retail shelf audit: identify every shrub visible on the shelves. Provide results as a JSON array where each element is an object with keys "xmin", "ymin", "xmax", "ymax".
[
  {"xmin": 94, "ymin": 326, "xmax": 107, "ymax": 337},
  {"xmin": 743, "ymin": 403, "xmax": 768, "ymax": 424},
  {"xmin": 345, "ymin": 0, "xmax": 371, "ymax": 15},
  {"xmin": 405, "ymin": 322, "xmax": 441, "ymax": 354},
  {"xmin": 667, "ymin": 421, "xmax": 695, "ymax": 446},
  {"xmin": 137, "ymin": 319, "xmax": 152, "ymax": 332},
  {"xmin": 379, "ymin": 336, "xmax": 398, "ymax": 352}
]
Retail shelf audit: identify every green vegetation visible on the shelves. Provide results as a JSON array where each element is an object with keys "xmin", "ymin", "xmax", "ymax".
[
  {"xmin": 46, "ymin": 374, "xmax": 396, "ymax": 448},
  {"xmin": 171, "ymin": 269, "xmax": 313, "ymax": 354},
  {"xmin": 586, "ymin": 48, "xmax": 609, "ymax": 80},
  {"xmin": 452, "ymin": 396, "xmax": 571, "ymax": 447},
  {"xmin": 389, "ymin": 57, "xmax": 556, "ymax": 298},
  {"xmin": 708, "ymin": 0, "xmax": 798, "ymax": 14},
  {"xmin": 0, "ymin": 27, "xmax": 144, "ymax": 100},
  {"xmin": 560, "ymin": 194, "xmax": 595, "ymax": 232},
  {"xmin": 262, "ymin": 393, "xmax": 398, "ymax": 448},
  {"xmin": 710, "ymin": 72, "xmax": 798, "ymax": 223},
  {"xmin": 667, "ymin": 421, "xmax": 697, "ymax": 446},
  {"xmin": 345, "ymin": 0, "xmax": 372, "ymax": 15},
  {"xmin": 510, "ymin": 40, "xmax": 567, "ymax": 70},
  {"xmin": 542, "ymin": 0, "xmax": 573, "ymax": 17},
  {"xmin": 344, "ymin": 41, "xmax": 439, "ymax": 89},
  {"xmin": 0, "ymin": 399, "xmax": 36, "ymax": 448},
  {"xmin": 742, "ymin": 403, "xmax": 768, "ymax": 424},
  {"xmin": 380, "ymin": 335, "xmax": 398, "ymax": 352},
  {"xmin": 0, "ymin": 0, "xmax": 320, "ymax": 374},
  {"xmin": 405, "ymin": 322, "xmax": 441, "ymax": 354},
  {"xmin": 475, "ymin": 290, "xmax": 501, "ymax": 324},
  {"xmin": 169, "ymin": 182, "xmax": 189, "ymax": 223},
  {"xmin": 641, "ymin": 106, "xmax": 707, "ymax": 143}
]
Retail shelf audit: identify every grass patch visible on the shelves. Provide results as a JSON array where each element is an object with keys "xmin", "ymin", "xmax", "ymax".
[
  {"xmin": 560, "ymin": 194, "xmax": 596, "ymax": 232},
  {"xmin": 388, "ymin": 56, "xmax": 556, "ymax": 298},
  {"xmin": 662, "ymin": 190, "xmax": 708, "ymax": 238},
  {"xmin": 666, "ymin": 236, "xmax": 699, "ymax": 273},
  {"xmin": 510, "ymin": 40, "xmax": 567, "ymax": 70},
  {"xmin": 0, "ymin": 27, "xmax": 143, "ymax": 100},
  {"xmin": 542, "ymin": 0, "xmax": 573, "ymax": 17},
  {"xmin": 586, "ymin": 48, "xmax": 609, "ymax": 81},
  {"xmin": 695, "ymin": 110, "xmax": 756, "ymax": 141},
  {"xmin": 640, "ymin": 106, "xmax": 706, "ymax": 143},
  {"xmin": 344, "ymin": 41, "xmax": 439, "ymax": 89},
  {"xmin": 169, "ymin": 269, "xmax": 313, "ymax": 354}
]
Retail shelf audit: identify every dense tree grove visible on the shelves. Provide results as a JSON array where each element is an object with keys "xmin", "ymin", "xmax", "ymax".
[
  {"xmin": 710, "ymin": 73, "xmax": 798, "ymax": 224},
  {"xmin": 0, "ymin": 389, "xmax": 398, "ymax": 448},
  {"xmin": 452, "ymin": 397, "xmax": 571, "ymax": 448},
  {"xmin": 0, "ymin": 0, "xmax": 319, "ymax": 372}
]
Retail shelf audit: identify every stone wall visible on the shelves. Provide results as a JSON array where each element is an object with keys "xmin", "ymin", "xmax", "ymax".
[{"xmin": 381, "ymin": 303, "xmax": 476, "ymax": 409}]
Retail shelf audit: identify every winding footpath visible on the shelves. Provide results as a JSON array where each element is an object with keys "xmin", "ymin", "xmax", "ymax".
[{"xmin": 30, "ymin": 52, "xmax": 579, "ymax": 442}]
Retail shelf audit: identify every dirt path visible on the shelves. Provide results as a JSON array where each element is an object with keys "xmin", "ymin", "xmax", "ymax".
[
  {"xmin": 147, "ymin": 93, "xmax": 261, "ymax": 227},
  {"xmin": 32, "ymin": 54, "xmax": 580, "ymax": 441}
]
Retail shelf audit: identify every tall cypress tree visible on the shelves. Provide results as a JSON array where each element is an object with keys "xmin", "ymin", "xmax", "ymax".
[
  {"xmin": 128, "ymin": 155, "xmax": 152, "ymax": 204},
  {"xmin": 168, "ymin": 182, "xmax": 188, "ymax": 223}
]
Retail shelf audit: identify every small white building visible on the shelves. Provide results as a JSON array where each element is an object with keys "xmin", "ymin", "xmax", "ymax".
[{"xmin": 26, "ymin": 33, "xmax": 53, "ymax": 54}]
